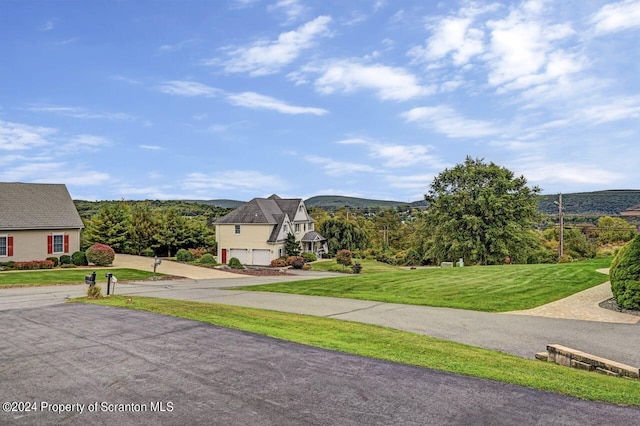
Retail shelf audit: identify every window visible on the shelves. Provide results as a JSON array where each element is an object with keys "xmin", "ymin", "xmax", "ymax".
[
  {"xmin": 53, "ymin": 234, "xmax": 64, "ymax": 253},
  {"xmin": 295, "ymin": 223, "xmax": 300, "ymax": 233},
  {"xmin": 283, "ymin": 224, "xmax": 288, "ymax": 233},
  {"xmin": 235, "ymin": 225, "xmax": 241, "ymax": 234},
  {"xmin": 0, "ymin": 236, "xmax": 7, "ymax": 257},
  {"xmin": 309, "ymin": 223, "xmax": 314, "ymax": 231}
]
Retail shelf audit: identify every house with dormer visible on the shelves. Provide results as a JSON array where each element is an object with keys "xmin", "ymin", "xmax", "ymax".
[{"xmin": 214, "ymin": 194, "xmax": 327, "ymax": 266}]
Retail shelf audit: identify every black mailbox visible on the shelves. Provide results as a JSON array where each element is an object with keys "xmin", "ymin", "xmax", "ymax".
[{"xmin": 85, "ymin": 271, "xmax": 96, "ymax": 286}]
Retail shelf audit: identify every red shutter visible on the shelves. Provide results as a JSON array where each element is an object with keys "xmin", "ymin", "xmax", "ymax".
[
  {"xmin": 7, "ymin": 236, "xmax": 13, "ymax": 257},
  {"xmin": 47, "ymin": 235, "xmax": 53, "ymax": 254},
  {"xmin": 64, "ymin": 235, "xmax": 69, "ymax": 253}
]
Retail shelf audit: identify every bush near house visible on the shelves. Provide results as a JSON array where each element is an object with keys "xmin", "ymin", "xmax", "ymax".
[
  {"xmin": 199, "ymin": 253, "xmax": 216, "ymax": 265},
  {"xmin": 59, "ymin": 254, "xmax": 72, "ymax": 265},
  {"xmin": 336, "ymin": 249, "xmax": 353, "ymax": 267},
  {"xmin": 14, "ymin": 260, "xmax": 55, "ymax": 270},
  {"xmin": 270, "ymin": 258, "xmax": 287, "ymax": 268},
  {"xmin": 176, "ymin": 249, "xmax": 195, "ymax": 263},
  {"xmin": 71, "ymin": 251, "xmax": 88, "ymax": 266},
  {"xmin": 86, "ymin": 244, "xmax": 115, "ymax": 267},
  {"xmin": 610, "ymin": 235, "xmax": 640, "ymax": 310},
  {"xmin": 301, "ymin": 252, "xmax": 317, "ymax": 263},
  {"xmin": 228, "ymin": 257, "xmax": 244, "ymax": 269},
  {"xmin": 46, "ymin": 257, "xmax": 59, "ymax": 267}
]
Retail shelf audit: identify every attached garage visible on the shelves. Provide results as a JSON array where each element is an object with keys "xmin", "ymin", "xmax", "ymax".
[
  {"xmin": 229, "ymin": 249, "xmax": 249, "ymax": 265},
  {"xmin": 252, "ymin": 249, "xmax": 271, "ymax": 266}
]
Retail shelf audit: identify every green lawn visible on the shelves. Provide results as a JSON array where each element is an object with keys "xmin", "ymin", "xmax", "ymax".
[
  {"xmin": 310, "ymin": 258, "xmax": 401, "ymax": 274},
  {"xmin": 239, "ymin": 258, "xmax": 613, "ymax": 312},
  {"xmin": 74, "ymin": 296, "xmax": 640, "ymax": 406},
  {"xmin": 0, "ymin": 268, "xmax": 161, "ymax": 287}
]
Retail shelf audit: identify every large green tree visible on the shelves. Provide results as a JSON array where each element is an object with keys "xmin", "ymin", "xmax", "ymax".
[
  {"xmin": 319, "ymin": 218, "xmax": 369, "ymax": 256},
  {"xmin": 128, "ymin": 202, "xmax": 158, "ymax": 255},
  {"xmin": 83, "ymin": 202, "xmax": 131, "ymax": 252},
  {"xmin": 596, "ymin": 216, "xmax": 637, "ymax": 245},
  {"xmin": 422, "ymin": 157, "xmax": 541, "ymax": 265}
]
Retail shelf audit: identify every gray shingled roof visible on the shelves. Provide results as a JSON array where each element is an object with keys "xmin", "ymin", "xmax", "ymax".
[
  {"xmin": 301, "ymin": 231, "xmax": 326, "ymax": 242},
  {"xmin": 0, "ymin": 182, "xmax": 84, "ymax": 230},
  {"xmin": 214, "ymin": 198, "xmax": 285, "ymax": 224}
]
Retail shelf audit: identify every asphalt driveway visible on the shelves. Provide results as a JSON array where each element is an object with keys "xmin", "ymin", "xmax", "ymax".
[{"xmin": 2, "ymin": 304, "xmax": 638, "ymax": 425}]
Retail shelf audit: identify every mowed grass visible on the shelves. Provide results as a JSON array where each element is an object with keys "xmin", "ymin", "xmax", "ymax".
[
  {"xmin": 0, "ymin": 268, "xmax": 161, "ymax": 287},
  {"xmin": 239, "ymin": 258, "xmax": 613, "ymax": 312},
  {"xmin": 74, "ymin": 296, "xmax": 640, "ymax": 406}
]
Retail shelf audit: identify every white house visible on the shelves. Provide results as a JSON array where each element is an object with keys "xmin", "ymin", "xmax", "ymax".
[{"xmin": 214, "ymin": 194, "xmax": 327, "ymax": 266}]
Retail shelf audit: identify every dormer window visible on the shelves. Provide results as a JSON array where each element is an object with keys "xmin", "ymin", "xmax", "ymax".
[{"xmin": 235, "ymin": 225, "xmax": 241, "ymax": 234}]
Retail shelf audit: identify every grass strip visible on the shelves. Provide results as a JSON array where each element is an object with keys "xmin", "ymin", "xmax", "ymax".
[
  {"xmin": 74, "ymin": 295, "xmax": 640, "ymax": 406},
  {"xmin": 0, "ymin": 268, "xmax": 162, "ymax": 287},
  {"xmin": 240, "ymin": 258, "xmax": 613, "ymax": 312}
]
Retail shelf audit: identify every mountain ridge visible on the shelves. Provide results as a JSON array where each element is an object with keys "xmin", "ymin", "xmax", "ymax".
[{"xmin": 186, "ymin": 190, "xmax": 640, "ymax": 216}]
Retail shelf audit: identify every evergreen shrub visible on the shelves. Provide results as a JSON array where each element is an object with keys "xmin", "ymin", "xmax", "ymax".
[{"xmin": 610, "ymin": 235, "xmax": 640, "ymax": 310}]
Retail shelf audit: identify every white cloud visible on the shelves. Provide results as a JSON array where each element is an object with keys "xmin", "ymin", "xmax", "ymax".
[
  {"xmin": 312, "ymin": 60, "xmax": 434, "ymax": 101},
  {"xmin": 227, "ymin": 92, "xmax": 328, "ymax": 115},
  {"xmin": 68, "ymin": 134, "xmax": 111, "ymax": 150},
  {"xmin": 368, "ymin": 144, "xmax": 439, "ymax": 168},
  {"xmin": 182, "ymin": 171, "xmax": 287, "ymax": 193},
  {"xmin": 484, "ymin": 2, "xmax": 580, "ymax": 92},
  {"xmin": 219, "ymin": 15, "xmax": 331, "ymax": 76},
  {"xmin": 157, "ymin": 81, "xmax": 221, "ymax": 97},
  {"xmin": 40, "ymin": 20, "xmax": 54, "ymax": 31},
  {"xmin": 409, "ymin": 17, "xmax": 484, "ymax": 66},
  {"xmin": 268, "ymin": 0, "xmax": 309, "ymax": 24},
  {"xmin": 158, "ymin": 39, "xmax": 198, "ymax": 53},
  {"xmin": 0, "ymin": 120, "xmax": 55, "ymax": 151},
  {"xmin": 305, "ymin": 155, "xmax": 376, "ymax": 176},
  {"xmin": 336, "ymin": 137, "xmax": 441, "ymax": 168},
  {"xmin": 0, "ymin": 161, "xmax": 110, "ymax": 186},
  {"xmin": 520, "ymin": 161, "xmax": 623, "ymax": 185},
  {"xmin": 27, "ymin": 104, "xmax": 133, "ymax": 120},
  {"xmin": 140, "ymin": 145, "xmax": 166, "ymax": 150},
  {"xmin": 579, "ymin": 96, "xmax": 640, "ymax": 124},
  {"xmin": 402, "ymin": 106, "xmax": 499, "ymax": 138},
  {"xmin": 591, "ymin": 0, "xmax": 640, "ymax": 34},
  {"xmin": 386, "ymin": 173, "xmax": 436, "ymax": 190}
]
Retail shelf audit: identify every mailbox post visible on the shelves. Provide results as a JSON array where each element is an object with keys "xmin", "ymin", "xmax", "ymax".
[
  {"xmin": 152, "ymin": 256, "xmax": 162, "ymax": 280},
  {"xmin": 105, "ymin": 273, "xmax": 113, "ymax": 295}
]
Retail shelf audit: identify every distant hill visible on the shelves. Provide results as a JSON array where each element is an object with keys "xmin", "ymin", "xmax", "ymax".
[
  {"xmin": 92, "ymin": 189, "xmax": 638, "ymax": 217},
  {"xmin": 183, "ymin": 199, "xmax": 245, "ymax": 209},
  {"xmin": 537, "ymin": 190, "xmax": 640, "ymax": 216},
  {"xmin": 305, "ymin": 195, "xmax": 422, "ymax": 210}
]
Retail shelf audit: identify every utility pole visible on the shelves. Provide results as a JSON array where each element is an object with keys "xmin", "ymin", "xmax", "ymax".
[{"xmin": 554, "ymin": 193, "xmax": 564, "ymax": 258}]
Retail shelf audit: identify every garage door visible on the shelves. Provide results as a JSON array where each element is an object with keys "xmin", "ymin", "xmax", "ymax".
[
  {"xmin": 252, "ymin": 249, "xmax": 271, "ymax": 266},
  {"xmin": 229, "ymin": 249, "xmax": 249, "ymax": 265}
]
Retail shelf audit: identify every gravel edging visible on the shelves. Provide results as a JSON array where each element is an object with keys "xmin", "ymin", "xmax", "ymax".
[{"xmin": 599, "ymin": 298, "xmax": 640, "ymax": 316}]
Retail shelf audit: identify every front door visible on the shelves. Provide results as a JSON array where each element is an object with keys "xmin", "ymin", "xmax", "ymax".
[{"xmin": 221, "ymin": 249, "xmax": 227, "ymax": 264}]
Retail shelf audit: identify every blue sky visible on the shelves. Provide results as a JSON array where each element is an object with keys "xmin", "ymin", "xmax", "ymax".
[{"xmin": 1, "ymin": 0, "xmax": 639, "ymax": 202}]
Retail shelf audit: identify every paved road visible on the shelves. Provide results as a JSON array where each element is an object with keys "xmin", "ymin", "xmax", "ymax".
[
  {"xmin": 2, "ymin": 304, "xmax": 638, "ymax": 425},
  {"xmin": 2, "ymin": 276, "xmax": 640, "ymax": 367}
]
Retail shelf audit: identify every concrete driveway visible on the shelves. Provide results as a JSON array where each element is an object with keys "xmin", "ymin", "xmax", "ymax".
[
  {"xmin": 111, "ymin": 254, "xmax": 242, "ymax": 280},
  {"xmin": 2, "ymin": 304, "xmax": 638, "ymax": 425}
]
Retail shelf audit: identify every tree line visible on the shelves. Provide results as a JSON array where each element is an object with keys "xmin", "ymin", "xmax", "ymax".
[
  {"xmin": 82, "ymin": 202, "xmax": 220, "ymax": 257},
  {"xmin": 312, "ymin": 157, "xmax": 637, "ymax": 265},
  {"xmin": 79, "ymin": 158, "xmax": 637, "ymax": 265}
]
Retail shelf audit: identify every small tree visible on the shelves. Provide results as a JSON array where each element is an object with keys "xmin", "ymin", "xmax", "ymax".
[
  {"xmin": 610, "ymin": 235, "xmax": 640, "ymax": 310},
  {"xmin": 336, "ymin": 249, "xmax": 353, "ymax": 268},
  {"xmin": 285, "ymin": 233, "xmax": 301, "ymax": 256}
]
